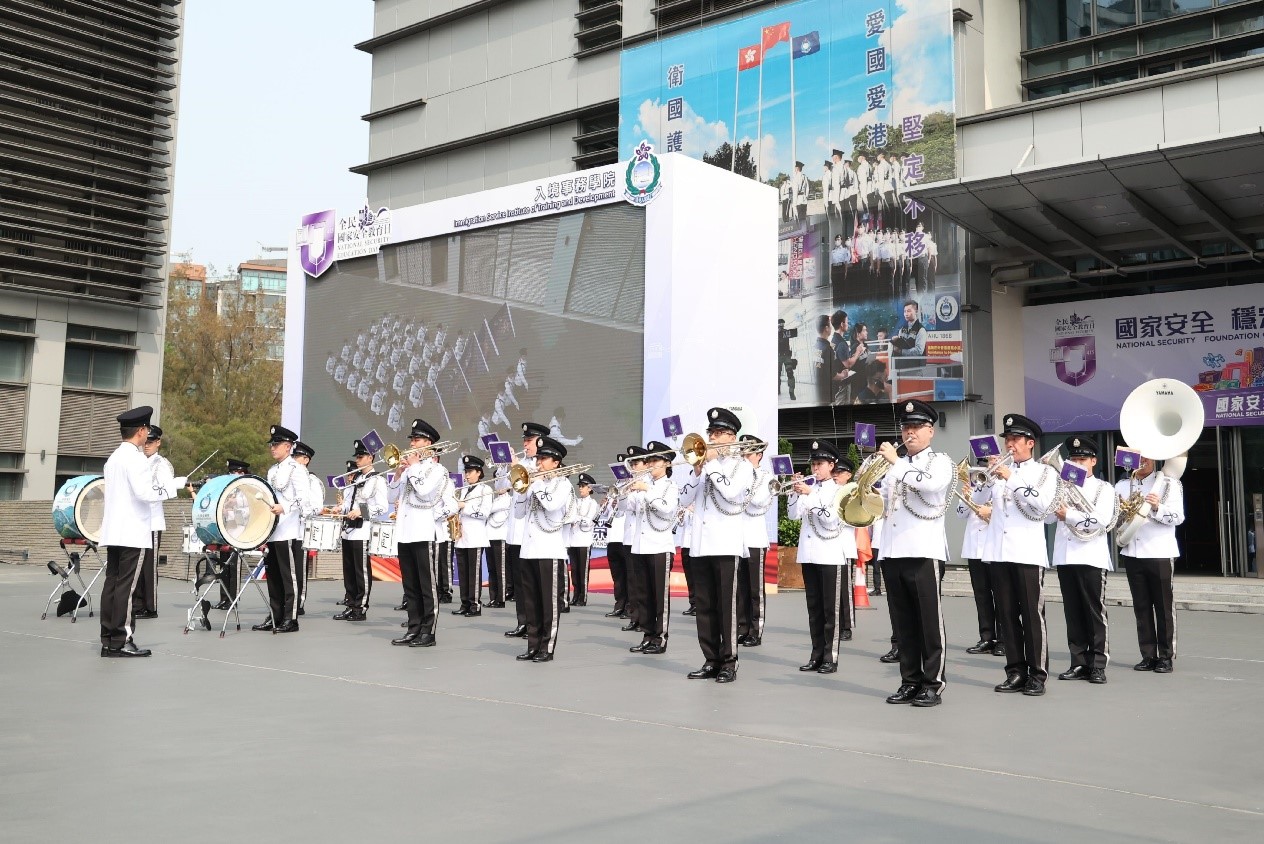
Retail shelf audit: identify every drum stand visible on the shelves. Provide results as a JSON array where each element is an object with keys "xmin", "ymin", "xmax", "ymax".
[
  {"xmin": 41, "ymin": 539, "xmax": 103, "ymax": 622},
  {"xmin": 182, "ymin": 548, "xmax": 269, "ymax": 637}
]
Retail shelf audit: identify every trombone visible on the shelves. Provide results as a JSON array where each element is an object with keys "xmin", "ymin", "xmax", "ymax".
[
  {"xmin": 676, "ymin": 432, "xmax": 765, "ymax": 467},
  {"xmin": 508, "ymin": 462, "xmax": 594, "ymax": 494},
  {"xmin": 382, "ymin": 440, "xmax": 461, "ymax": 466}
]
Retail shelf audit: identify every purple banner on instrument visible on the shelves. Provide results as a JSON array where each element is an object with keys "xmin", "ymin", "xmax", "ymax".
[
  {"xmin": 1202, "ymin": 385, "xmax": 1264, "ymax": 426},
  {"xmin": 609, "ymin": 463, "xmax": 632, "ymax": 481},
  {"xmin": 480, "ymin": 433, "xmax": 500, "ymax": 447},
  {"xmin": 662, "ymin": 414, "xmax": 683, "ymax": 438},
  {"xmin": 449, "ymin": 472, "xmax": 464, "ymax": 488},
  {"xmin": 854, "ymin": 423, "xmax": 876, "ymax": 449},
  {"xmin": 771, "ymin": 455, "xmax": 793, "ymax": 476},
  {"xmin": 327, "ymin": 474, "xmax": 346, "ymax": 489},
  {"xmin": 1115, "ymin": 448, "xmax": 1140, "ymax": 471},
  {"xmin": 489, "ymin": 442, "xmax": 513, "ymax": 465},
  {"xmin": 1060, "ymin": 462, "xmax": 1086, "ymax": 488},
  {"xmin": 969, "ymin": 435, "xmax": 999, "ymax": 459},
  {"xmin": 362, "ymin": 429, "xmax": 385, "ymax": 455}
]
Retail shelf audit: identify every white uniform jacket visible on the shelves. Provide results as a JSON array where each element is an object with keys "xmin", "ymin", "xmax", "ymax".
[
  {"xmin": 876, "ymin": 448, "xmax": 953, "ymax": 562},
  {"xmin": 486, "ymin": 489, "xmax": 511, "ymax": 541},
  {"xmin": 1114, "ymin": 473, "xmax": 1185, "ymax": 559},
  {"xmin": 455, "ymin": 482, "xmax": 492, "ymax": 549},
  {"xmin": 505, "ymin": 456, "xmax": 536, "ymax": 546},
  {"xmin": 956, "ymin": 486, "xmax": 988, "ymax": 560},
  {"xmin": 626, "ymin": 474, "xmax": 680, "ymax": 556},
  {"xmin": 342, "ymin": 471, "xmax": 388, "ymax": 541},
  {"xmin": 790, "ymin": 477, "xmax": 857, "ymax": 564},
  {"xmin": 394, "ymin": 459, "xmax": 445, "ymax": 544},
  {"xmin": 519, "ymin": 475, "xmax": 573, "ymax": 560},
  {"xmin": 434, "ymin": 472, "xmax": 458, "ymax": 542},
  {"xmin": 267, "ymin": 457, "xmax": 310, "ymax": 542},
  {"xmin": 678, "ymin": 454, "xmax": 757, "ymax": 558},
  {"xmin": 742, "ymin": 467, "xmax": 775, "ymax": 551},
  {"xmin": 973, "ymin": 458, "xmax": 1058, "ymax": 567},
  {"xmin": 602, "ymin": 495, "xmax": 626, "ymax": 545},
  {"xmin": 101, "ymin": 441, "xmax": 177, "ymax": 549},
  {"xmin": 147, "ymin": 453, "xmax": 174, "ymax": 532},
  {"xmin": 564, "ymin": 495, "xmax": 600, "ymax": 549},
  {"xmin": 305, "ymin": 473, "xmax": 325, "ymax": 517},
  {"xmin": 1049, "ymin": 475, "xmax": 1116, "ymax": 570}
]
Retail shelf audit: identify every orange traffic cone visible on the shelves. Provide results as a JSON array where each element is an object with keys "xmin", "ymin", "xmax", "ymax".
[{"xmin": 853, "ymin": 559, "xmax": 872, "ymax": 609}]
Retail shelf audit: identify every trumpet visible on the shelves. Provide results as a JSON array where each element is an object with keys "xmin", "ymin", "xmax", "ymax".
[
  {"xmin": 508, "ymin": 463, "xmax": 594, "ymax": 494},
  {"xmin": 953, "ymin": 458, "xmax": 990, "ymax": 523},
  {"xmin": 769, "ymin": 474, "xmax": 806, "ymax": 496},
  {"xmin": 607, "ymin": 469, "xmax": 653, "ymax": 500},
  {"xmin": 985, "ymin": 449, "xmax": 1016, "ymax": 480}
]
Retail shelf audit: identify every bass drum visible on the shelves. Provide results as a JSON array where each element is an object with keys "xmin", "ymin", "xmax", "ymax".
[
  {"xmin": 193, "ymin": 474, "xmax": 278, "ymax": 550},
  {"xmin": 52, "ymin": 474, "xmax": 105, "ymax": 544}
]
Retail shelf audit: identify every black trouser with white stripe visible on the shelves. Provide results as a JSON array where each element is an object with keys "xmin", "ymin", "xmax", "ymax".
[
  {"xmin": 264, "ymin": 540, "xmax": 300, "ymax": 624},
  {"xmin": 343, "ymin": 539, "xmax": 370, "ymax": 611},
  {"xmin": 1057, "ymin": 564, "xmax": 1110, "ymax": 670},
  {"xmin": 558, "ymin": 552, "xmax": 571, "ymax": 609},
  {"xmin": 520, "ymin": 558, "xmax": 562, "ymax": 656},
  {"xmin": 606, "ymin": 542, "xmax": 629, "ymax": 613},
  {"xmin": 966, "ymin": 558, "xmax": 1000, "ymax": 643},
  {"xmin": 691, "ymin": 554, "xmax": 741, "ymax": 672},
  {"xmin": 633, "ymin": 552, "xmax": 672, "ymax": 647},
  {"xmin": 840, "ymin": 563, "xmax": 854, "ymax": 632},
  {"xmin": 625, "ymin": 550, "xmax": 646, "ymax": 626},
  {"xmin": 1122, "ymin": 555, "xmax": 1176, "ymax": 660},
  {"xmin": 436, "ymin": 540, "xmax": 452, "ymax": 598},
  {"xmin": 680, "ymin": 547, "xmax": 696, "ymax": 609},
  {"xmin": 990, "ymin": 561, "xmax": 1048, "ymax": 682},
  {"xmin": 135, "ymin": 530, "xmax": 161, "ymax": 614},
  {"xmin": 737, "ymin": 547, "xmax": 768, "ymax": 642},
  {"xmin": 802, "ymin": 563, "xmax": 845, "ymax": 664},
  {"xmin": 100, "ymin": 546, "xmax": 144, "ymax": 649},
  {"xmin": 884, "ymin": 557, "xmax": 947, "ymax": 692},
  {"xmin": 456, "ymin": 547, "xmax": 483, "ymax": 613},
  {"xmin": 508, "ymin": 543, "xmax": 527, "ymax": 626},
  {"xmin": 567, "ymin": 546, "xmax": 590, "ymax": 604},
  {"xmin": 290, "ymin": 539, "xmax": 306, "ymax": 610},
  {"xmin": 487, "ymin": 540, "xmax": 507, "ymax": 603},
  {"xmin": 398, "ymin": 540, "xmax": 438, "ymax": 637}
]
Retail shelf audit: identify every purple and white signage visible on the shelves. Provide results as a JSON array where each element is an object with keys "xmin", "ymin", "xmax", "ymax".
[
  {"xmin": 298, "ymin": 209, "xmax": 336, "ymax": 278},
  {"xmin": 1024, "ymin": 282, "xmax": 1264, "ymax": 430}
]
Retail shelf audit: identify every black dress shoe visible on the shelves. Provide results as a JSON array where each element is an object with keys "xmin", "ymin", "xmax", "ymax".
[
  {"xmin": 1154, "ymin": 658, "xmax": 1173, "ymax": 673},
  {"xmin": 620, "ymin": 622, "xmax": 642, "ymax": 632},
  {"xmin": 1022, "ymin": 678, "xmax": 1046, "ymax": 696},
  {"xmin": 879, "ymin": 647, "xmax": 900, "ymax": 664},
  {"xmin": 392, "ymin": 633, "xmax": 419, "ymax": 645},
  {"xmin": 817, "ymin": 662, "xmax": 838, "ymax": 674},
  {"xmin": 911, "ymin": 687, "xmax": 942, "ymax": 707},
  {"xmin": 799, "ymin": 658, "xmax": 822, "ymax": 672},
  {"xmin": 886, "ymin": 683, "xmax": 919, "ymax": 704},
  {"xmin": 841, "ymin": 629, "xmax": 853, "ymax": 641},
  {"xmin": 465, "ymin": 610, "xmax": 481, "ymax": 617},
  {"xmin": 333, "ymin": 610, "xmax": 354, "ymax": 621},
  {"xmin": 966, "ymin": 640, "xmax": 995, "ymax": 655},
  {"xmin": 1058, "ymin": 666, "xmax": 1088, "ymax": 681},
  {"xmin": 504, "ymin": 625, "xmax": 527, "ymax": 638},
  {"xmin": 451, "ymin": 608, "xmax": 468, "ymax": 615},
  {"xmin": 714, "ymin": 669, "xmax": 737, "ymax": 683},
  {"xmin": 346, "ymin": 610, "xmax": 367, "ymax": 621},
  {"xmin": 394, "ymin": 602, "xmax": 408, "ymax": 612},
  {"xmin": 134, "ymin": 610, "xmax": 158, "ymax": 620},
  {"xmin": 994, "ymin": 673, "xmax": 1028, "ymax": 693},
  {"xmin": 683, "ymin": 606, "xmax": 697, "ymax": 616},
  {"xmin": 642, "ymin": 643, "xmax": 666, "ymax": 655},
  {"xmin": 1088, "ymin": 668, "xmax": 1107, "ymax": 684},
  {"xmin": 574, "ymin": 599, "xmax": 586, "ymax": 607},
  {"xmin": 408, "ymin": 633, "xmax": 436, "ymax": 647},
  {"xmin": 687, "ymin": 665, "xmax": 719, "ymax": 679},
  {"xmin": 616, "ymin": 611, "xmax": 629, "ymax": 619},
  {"xmin": 743, "ymin": 636, "xmax": 762, "ymax": 647},
  {"xmin": 629, "ymin": 641, "xmax": 650, "ymax": 653},
  {"xmin": 604, "ymin": 608, "xmax": 623, "ymax": 618},
  {"xmin": 102, "ymin": 643, "xmax": 152, "ymax": 658},
  {"xmin": 297, "ymin": 608, "xmax": 305, "ymax": 616},
  {"xmin": 438, "ymin": 595, "xmax": 452, "ymax": 604},
  {"xmin": 532, "ymin": 653, "xmax": 554, "ymax": 663},
  {"xmin": 252, "ymin": 618, "xmax": 274, "ymax": 632},
  {"xmin": 992, "ymin": 643, "xmax": 1006, "ymax": 657},
  {"xmin": 488, "ymin": 601, "xmax": 506, "ymax": 608},
  {"xmin": 213, "ymin": 600, "xmax": 231, "ymax": 611},
  {"xmin": 1134, "ymin": 658, "xmax": 1158, "ymax": 671},
  {"xmin": 516, "ymin": 650, "xmax": 538, "ymax": 661},
  {"xmin": 505, "ymin": 593, "xmax": 515, "ymax": 601},
  {"xmin": 274, "ymin": 620, "xmax": 299, "ymax": 633}
]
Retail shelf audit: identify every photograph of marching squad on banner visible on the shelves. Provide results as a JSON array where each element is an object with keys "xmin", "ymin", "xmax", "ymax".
[
  {"xmin": 1024, "ymin": 282, "xmax": 1264, "ymax": 431},
  {"xmin": 300, "ymin": 203, "xmax": 645, "ymax": 474},
  {"xmin": 619, "ymin": 0, "xmax": 962, "ymax": 410}
]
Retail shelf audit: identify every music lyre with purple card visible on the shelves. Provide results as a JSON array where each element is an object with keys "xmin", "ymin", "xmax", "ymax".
[
  {"xmin": 662, "ymin": 414, "xmax": 683, "ymax": 440},
  {"xmin": 1060, "ymin": 462, "xmax": 1087, "ymax": 488},
  {"xmin": 361, "ymin": 429, "xmax": 385, "ymax": 456},
  {"xmin": 970, "ymin": 435, "xmax": 1000, "ymax": 460},
  {"xmin": 854, "ymin": 423, "xmax": 876, "ymax": 450},
  {"xmin": 609, "ymin": 463, "xmax": 632, "ymax": 482},
  {"xmin": 449, "ymin": 472, "xmax": 464, "ymax": 488},
  {"xmin": 480, "ymin": 433, "xmax": 500, "ymax": 448},
  {"xmin": 1115, "ymin": 448, "xmax": 1141, "ymax": 471},
  {"xmin": 489, "ymin": 442, "xmax": 513, "ymax": 465},
  {"xmin": 770, "ymin": 455, "xmax": 793, "ymax": 477},
  {"xmin": 327, "ymin": 474, "xmax": 345, "ymax": 490}
]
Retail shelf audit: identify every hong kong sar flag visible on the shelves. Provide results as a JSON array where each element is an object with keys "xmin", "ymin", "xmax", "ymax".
[
  {"xmin": 762, "ymin": 21, "xmax": 791, "ymax": 51},
  {"xmin": 737, "ymin": 43, "xmax": 763, "ymax": 71}
]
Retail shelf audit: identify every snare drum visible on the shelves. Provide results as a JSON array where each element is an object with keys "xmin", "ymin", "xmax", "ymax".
[
  {"xmin": 368, "ymin": 521, "xmax": 397, "ymax": 557},
  {"xmin": 303, "ymin": 516, "xmax": 342, "ymax": 552},
  {"xmin": 193, "ymin": 474, "xmax": 279, "ymax": 550},
  {"xmin": 52, "ymin": 474, "xmax": 105, "ymax": 544},
  {"xmin": 181, "ymin": 524, "xmax": 203, "ymax": 554}
]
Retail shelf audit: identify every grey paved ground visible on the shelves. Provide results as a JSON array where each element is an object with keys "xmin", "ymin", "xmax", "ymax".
[{"xmin": 2, "ymin": 564, "xmax": 1262, "ymax": 842}]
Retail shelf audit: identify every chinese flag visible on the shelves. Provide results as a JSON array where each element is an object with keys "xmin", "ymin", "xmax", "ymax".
[
  {"xmin": 762, "ymin": 21, "xmax": 791, "ymax": 51},
  {"xmin": 737, "ymin": 44, "xmax": 763, "ymax": 71}
]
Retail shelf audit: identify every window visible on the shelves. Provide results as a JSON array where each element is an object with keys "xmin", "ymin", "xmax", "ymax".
[
  {"xmin": 1141, "ymin": 0, "xmax": 1213, "ymax": 23},
  {"xmin": 1220, "ymin": 4, "xmax": 1264, "ymax": 35},
  {"xmin": 63, "ymin": 347, "xmax": 131, "ymax": 391},
  {"xmin": 0, "ymin": 473, "xmax": 19, "ymax": 501},
  {"xmin": 1095, "ymin": 0, "xmax": 1138, "ymax": 32},
  {"xmin": 1027, "ymin": 1, "xmax": 1094, "ymax": 49},
  {"xmin": 0, "ymin": 338, "xmax": 28, "ymax": 382},
  {"xmin": 1096, "ymin": 34, "xmax": 1140, "ymax": 60},
  {"xmin": 1142, "ymin": 16, "xmax": 1214, "ymax": 51},
  {"xmin": 1028, "ymin": 45, "xmax": 1094, "ymax": 75},
  {"xmin": 66, "ymin": 325, "xmax": 133, "ymax": 346}
]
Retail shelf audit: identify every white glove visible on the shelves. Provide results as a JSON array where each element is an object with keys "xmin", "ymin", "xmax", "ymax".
[{"xmin": 173, "ymin": 476, "xmax": 188, "ymax": 490}]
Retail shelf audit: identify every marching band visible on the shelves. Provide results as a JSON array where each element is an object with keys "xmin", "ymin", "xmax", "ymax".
[{"xmin": 92, "ymin": 387, "xmax": 1194, "ymax": 706}]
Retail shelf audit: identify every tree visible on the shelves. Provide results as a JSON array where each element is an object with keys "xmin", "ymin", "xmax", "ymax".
[
  {"xmin": 702, "ymin": 140, "xmax": 759, "ymax": 180},
  {"xmin": 850, "ymin": 110, "xmax": 956, "ymax": 184},
  {"xmin": 161, "ymin": 268, "xmax": 284, "ymax": 485}
]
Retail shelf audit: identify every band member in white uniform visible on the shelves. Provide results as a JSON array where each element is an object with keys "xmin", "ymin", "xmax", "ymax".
[
  {"xmin": 602, "ymin": 454, "xmax": 631, "ymax": 621},
  {"xmin": 135, "ymin": 423, "xmax": 173, "ymax": 619},
  {"xmin": 564, "ymin": 473, "xmax": 599, "ymax": 606},
  {"xmin": 1049, "ymin": 436, "xmax": 1116, "ymax": 684},
  {"xmin": 293, "ymin": 440, "xmax": 322, "ymax": 615},
  {"xmin": 830, "ymin": 459, "xmax": 857, "ymax": 640},
  {"xmin": 255, "ymin": 425, "xmax": 310, "ymax": 633},
  {"xmin": 335, "ymin": 440, "xmax": 387, "ymax": 621},
  {"xmin": 434, "ymin": 460, "xmax": 457, "ymax": 604},
  {"xmin": 515, "ymin": 436, "xmax": 574, "ymax": 662},
  {"xmin": 974, "ymin": 414, "xmax": 1059, "ymax": 697},
  {"xmin": 677, "ymin": 407, "xmax": 756, "ymax": 684},
  {"xmin": 485, "ymin": 483, "xmax": 511, "ymax": 608},
  {"xmin": 1116, "ymin": 455, "xmax": 1185, "ymax": 674},
  {"xmin": 958, "ymin": 457, "xmax": 1002, "ymax": 656},
  {"xmin": 453, "ymin": 454, "xmax": 491, "ymax": 617},
  {"xmin": 738, "ymin": 435, "xmax": 773, "ymax": 647},
  {"xmin": 621, "ymin": 445, "xmax": 651, "ymax": 635},
  {"xmin": 504, "ymin": 422, "xmax": 545, "ymax": 638},
  {"xmin": 99, "ymin": 406, "xmax": 184, "ymax": 657},
  {"xmin": 877, "ymin": 400, "xmax": 953, "ymax": 707},
  {"xmin": 391, "ymin": 418, "xmax": 446, "ymax": 648},
  {"xmin": 625, "ymin": 441, "xmax": 680, "ymax": 655},
  {"xmin": 789, "ymin": 441, "xmax": 855, "ymax": 674}
]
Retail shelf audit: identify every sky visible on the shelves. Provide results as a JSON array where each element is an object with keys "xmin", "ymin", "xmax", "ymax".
[
  {"xmin": 619, "ymin": 0, "xmax": 954, "ymax": 182},
  {"xmin": 168, "ymin": 1, "xmax": 371, "ymax": 276}
]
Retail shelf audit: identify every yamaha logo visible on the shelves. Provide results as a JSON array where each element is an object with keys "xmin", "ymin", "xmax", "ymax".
[{"xmin": 1156, "ymin": 390, "xmax": 1174, "ymax": 396}]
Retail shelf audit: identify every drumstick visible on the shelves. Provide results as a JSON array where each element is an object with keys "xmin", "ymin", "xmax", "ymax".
[{"xmin": 183, "ymin": 449, "xmax": 220, "ymax": 479}]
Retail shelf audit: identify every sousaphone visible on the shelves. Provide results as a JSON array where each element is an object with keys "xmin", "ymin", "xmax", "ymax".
[{"xmin": 1115, "ymin": 379, "xmax": 1204, "ymax": 547}]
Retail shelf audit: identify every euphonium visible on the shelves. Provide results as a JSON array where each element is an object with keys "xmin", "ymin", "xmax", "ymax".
[
  {"xmin": 833, "ymin": 439, "xmax": 908, "ymax": 527},
  {"xmin": 953, "ymin": 458, "xmax": 990, "ymax": 523}
]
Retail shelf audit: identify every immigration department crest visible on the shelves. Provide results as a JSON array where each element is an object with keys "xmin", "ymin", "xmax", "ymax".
[{"xmin": 623, "ymin": 140, "xmax": 663, "ymax": 207}]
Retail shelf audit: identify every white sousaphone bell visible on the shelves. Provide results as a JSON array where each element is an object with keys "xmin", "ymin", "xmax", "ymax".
[{"xmin": 1115, "ymin": 378, "xmax": 1205, "ymax": 547}]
